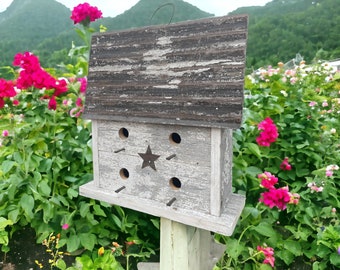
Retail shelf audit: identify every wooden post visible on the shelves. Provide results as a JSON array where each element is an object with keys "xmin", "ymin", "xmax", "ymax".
[{"xmin": 138, "ymin": 218, "xmax": 225, "ymax": 270}]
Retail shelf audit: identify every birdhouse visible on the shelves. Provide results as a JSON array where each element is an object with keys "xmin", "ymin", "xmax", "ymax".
[{"xmin": 80, "ymin": 14, "xmax": 248, "ymax": 236}]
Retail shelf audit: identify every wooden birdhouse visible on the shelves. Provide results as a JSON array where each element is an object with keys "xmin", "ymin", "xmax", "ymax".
[{"xmin": 80, "ymin": 14, "xmax": 248, "ymax": 236}]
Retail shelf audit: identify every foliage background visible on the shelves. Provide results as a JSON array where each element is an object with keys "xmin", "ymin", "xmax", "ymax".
[{"xmin": 0, "ymin": 0, "xmax": 340, "ymax": 269}]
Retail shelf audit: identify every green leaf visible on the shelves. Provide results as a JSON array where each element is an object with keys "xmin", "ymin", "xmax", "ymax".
[
  {"xmin": 284, "ymin": 240, "xmax": 302, "ymax": 256},
  {"xmin": 67, "ymin": 234, "xmax": 81, "ymax": 253},
  {"xmin": 246, "ymin": 166, "xmax": 262, "ymax": 176},
  {"xmin": 67, "ymin": 188, "xmax": 78, "ymax": 199},
  {"xmin": 244, "ymin": 143, "xmax": 262, "ymax": 159},
  {"xmin": 330, "ymin": 253, "xmax": 340, "ymax": 267},
  {"xmin": 2, "ymin": 160, "xmax": 16, "ymax": 174},
  {"xmin": 8, "ymin": 209, "xmax": 20, "ymax": 223},
  {"xmin": 38, "ymin": 181, "xmax": 51, "ymax": 197},
  {"xmin": 20, "ymin": 194, "xmax": 34, "ymax": 219},
  {"xmin": 56, "ymin": 259, "xmax": 67, "ymax": 270},
  {"xmin": 79, "ymin": 233, "xmax": 97, "ymax": 250},
  {"xmin": 80, "ymin": 203, "xmax": 90, "ymax": 218},
  {"xmin": 254, "ymin": 222, "xmax": 277, "ymax": 238},
  {"xmin": 0, "ymin": 217, "xmax": 13, "ymax": 230},
  {"xmin": 93, "ymin": 204, "xmax": 106, "ymax": 217},
  {"xmin": 0, "ymin": 231, "xmax": 9, "ymax": 245},
  {"xmin": 39, "ymin": 158, "xmax": 52, "ymax": 172}
]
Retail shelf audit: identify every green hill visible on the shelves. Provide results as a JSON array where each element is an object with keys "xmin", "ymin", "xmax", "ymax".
[
  {"xmin": 101, "ymin": 0, "xmax": 214, "ymax": 30},
  {"xmin": 0, "ymin": 0, "xmax": 212, "ymax": 67},
  {"xmin": 231, "ymin": 0, "xmax": 340, "ymax": 68}
]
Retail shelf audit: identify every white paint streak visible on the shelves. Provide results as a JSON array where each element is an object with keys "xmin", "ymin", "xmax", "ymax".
[
  {"xmin": 143, "ymin": 48, "xmax": 173, "ymax": 61},
  {"xmin": 156, "ymin": 36, "xmax": 173, "ymax": 46},
  {"xmin": 153, "ymin": 85, "xmax": 179, "ymax": 89}
]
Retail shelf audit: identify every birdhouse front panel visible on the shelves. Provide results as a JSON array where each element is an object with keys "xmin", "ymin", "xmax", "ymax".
[
  {"xmin": 95, "ymin": 120, "xmax": 213, "ymax": 213},
  {"xmin": 80, "ymin": 14, "xmax": 248, "ymax": 235}
]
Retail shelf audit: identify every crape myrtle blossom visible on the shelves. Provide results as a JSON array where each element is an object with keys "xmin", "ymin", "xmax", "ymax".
[
  {"xmin": 256, "ymin": 117, "xmax": 279, "ymax": 147},
  {"xmin": 70, "ymin": 3, "xmax": 103, "ymax": 25}
]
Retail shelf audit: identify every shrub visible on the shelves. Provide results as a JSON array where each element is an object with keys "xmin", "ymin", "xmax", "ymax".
[{"xmin": 215, "ymin": 62, "xmax": 340, "ymax": 269}]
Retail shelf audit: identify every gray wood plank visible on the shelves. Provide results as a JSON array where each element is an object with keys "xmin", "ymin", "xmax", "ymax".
[{"xmin": 84, "ymin": 15, "xmax": 248, "ymax": 128}]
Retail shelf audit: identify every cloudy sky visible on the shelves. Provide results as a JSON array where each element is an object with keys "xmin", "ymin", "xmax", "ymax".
[{"xmin": 1, "ymin": 0, "xmax": 271, "ymax": 17}]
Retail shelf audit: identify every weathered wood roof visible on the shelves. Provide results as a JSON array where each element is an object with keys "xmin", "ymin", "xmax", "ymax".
[{"xmin": 84, "ymin": 14, "xmax": 248, "ymax": 128}]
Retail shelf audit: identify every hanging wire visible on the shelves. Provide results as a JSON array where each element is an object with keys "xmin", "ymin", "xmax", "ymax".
[{"xmin": 150, "ymin": 3, "xmax": 175, "ymax": 25}]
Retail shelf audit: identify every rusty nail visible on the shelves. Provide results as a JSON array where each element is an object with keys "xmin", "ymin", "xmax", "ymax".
[
  {"xmin": 166, "ymin": 154, "xmax": 176, "ymax": 160},
  {"xmin": 115, "ymin": 186, "xmax": 126, "ymax": 193},
  {"xmin": 166, "ymin": 197, "xmax": 177, "ymax": 207},
  {"xmin": 114, "ymin": 148, "xmax": 125, "ymax": 153}
]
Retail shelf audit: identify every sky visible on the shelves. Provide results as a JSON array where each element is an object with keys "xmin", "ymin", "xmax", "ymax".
[{"xmin": 0, "ymin": 0, "xmax": 271, "ymax": 17}]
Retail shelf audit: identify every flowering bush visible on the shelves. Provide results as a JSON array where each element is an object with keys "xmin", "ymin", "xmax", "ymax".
[
  {"xmin": 0, "ymin": 4, "xmax": 158, "ymax": 269},
  {"xmin": 215, "ymin": 62, "xmax": 340, "ymax": 269}
]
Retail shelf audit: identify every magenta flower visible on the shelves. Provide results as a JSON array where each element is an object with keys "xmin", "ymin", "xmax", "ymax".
[
  {"xmin": 2, "ymin": 130, "xmax": 9, "ymax": 137},
  {"xmin": 260, "ymin": 187, "xmax": 291, "ymax": 210},
  {"xmin": 76, "ymin": 97, "xmax": 83, "ymax": 107},
  {"xmin": 62, "ymin": 224, "xmax": 69, "ymax": 230},
  {"xmin": 78, "ymin": 77, "xmax": 87, "ymax": 93},
  {"xmin": 48, "ymin": 96, "xmax": 57, "ymax": 110},
  {"xmin": 0, "ymin": 79, "xmax": 17, "ymax": 108},
  {"xmin": 70, "ymin": 3, "xmax": 103, "ymax": 25},
  {"xmin": 258, "ymin": 172, "xmax": 278, "ymax": 189},
  {"xmin": 280, "ymin": 157, "xmax": 292, "ymax": 171},
  {"xmin": 257, "ymin": 245, "xmax": 275, "ymax": 268},
  {"xmin": 256, "ymin": 117, "xmax": 279, "ymax": 147},
  {"xmin": 13, "ymin": 52, "xmax": 41, "ymax": 72}
]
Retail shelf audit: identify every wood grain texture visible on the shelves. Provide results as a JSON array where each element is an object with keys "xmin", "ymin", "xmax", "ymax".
[{"xmin": 84, "ymin": 15, "xmax": 248, "ymax": 128}]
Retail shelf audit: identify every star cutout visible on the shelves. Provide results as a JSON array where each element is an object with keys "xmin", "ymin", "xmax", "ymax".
[{"xmin": 138, "ymin": 145, "xmax": 160, "ymax": 171}]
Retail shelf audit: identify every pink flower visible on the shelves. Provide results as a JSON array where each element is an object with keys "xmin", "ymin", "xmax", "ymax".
[
  {"xmin": 76, "ymin": 97, "xmax": 83, "ymax": 107},
  {"xmin": 280, "ymin": 157, "xmax": 292, "ymax": 171},
  {"xmin": 307, "ymin": 182, "xmax": 323, "ymax": 192},
  {"xmin": 12, "ymin": 100, "xmax": 20, "ymax": 106},
  {"xmin": 78, "ymin": 77, "xmax": 87, "ymax": 93},
  {"xmin": 62, "ymin": 224, "xmax": 69, "ymax": 230},
  {"xmin": 258, "ymin": 172, "xmax": 278, "ymax": 189},
  {"xmin": 260, "ymin": 187, "xmax": 291, "ymax": 210},
  {"xmin": 2, "ymin": 130, "xmax": 9, "ymax": 137},
  {"xmin": 70, "ymin": 3, "xmax": 102, "ymax": 25},
  {"xmin": 289, "ymin": 193, "xmax": 300, "ymax": 205},
  {"xmin": 326, "ymin": 170, "xmax": 333, "ymax": 177},
  {"xmin": 53, "ymin": 79, "xmax": 68, "ymax": 96},
  {"xmin": 0, "ymin": 79, "xmax": 17, "ymax": 108},
  {"xmin": 13, "ymin": 52, "xmax": 41, "ymax": 72},
  {"xmin": 309, "ymin": 101, "xmax": 317, "ymax": 107},
  {"xmin": 257, "ymin": 246, "xmax": 275, "ymax": 268},
  {"xmin": 48, "ymin": 96, "xmax": 57, "ymax": 110},
  {"xmin": 256, "ymin": 117, "xmax": 279, "ymax": 147}
]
